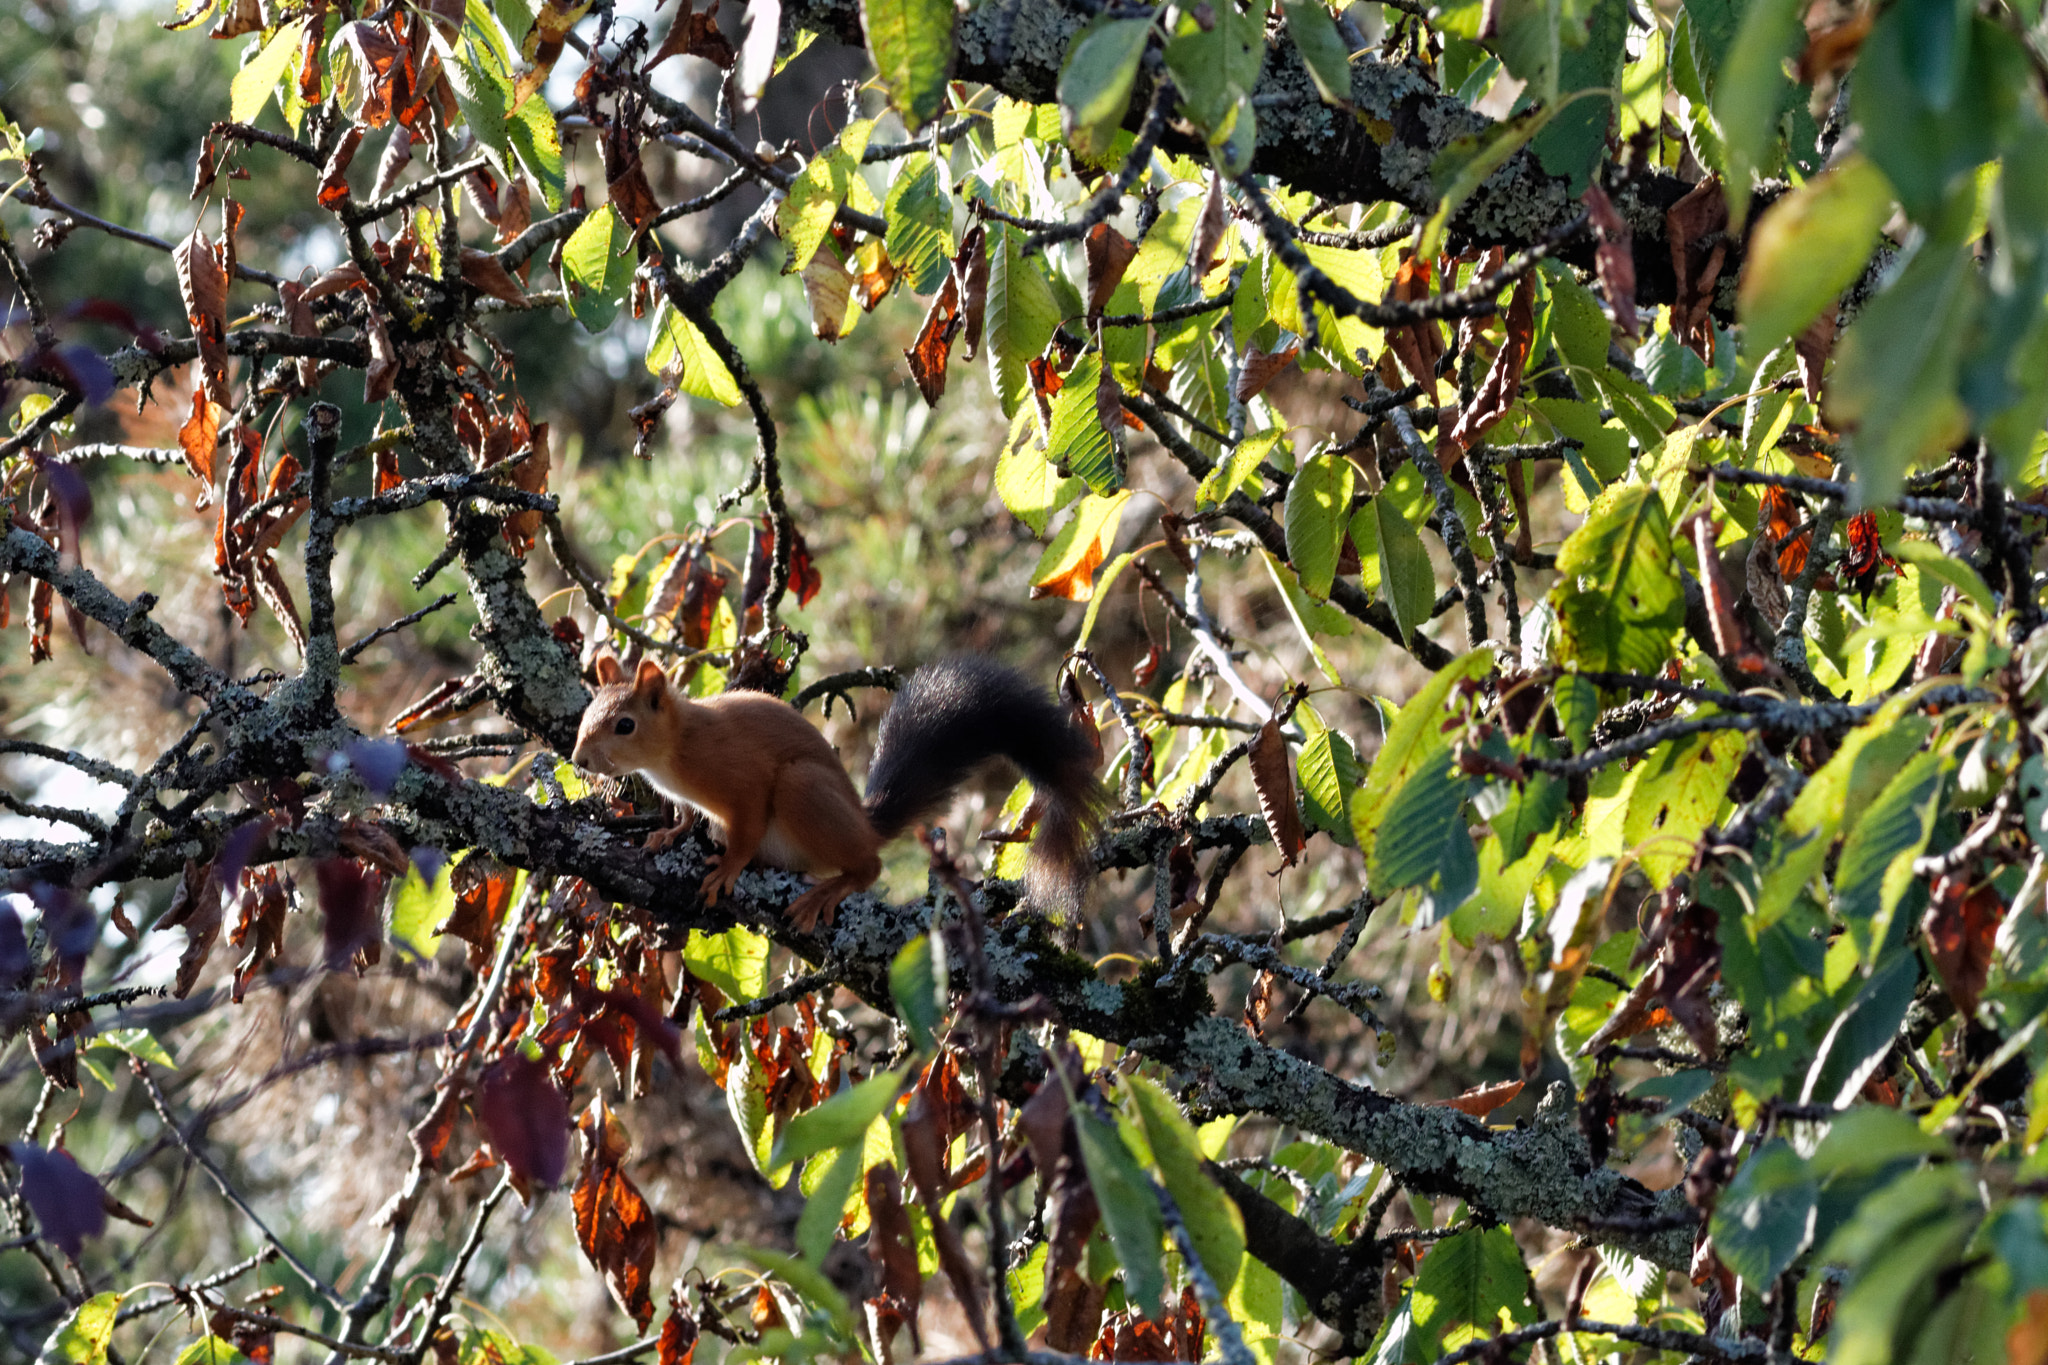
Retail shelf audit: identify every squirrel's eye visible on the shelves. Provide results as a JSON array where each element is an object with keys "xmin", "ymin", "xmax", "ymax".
[{"xmin": 614, "ymin": 717, "xmax": 636, "ymax": 736}]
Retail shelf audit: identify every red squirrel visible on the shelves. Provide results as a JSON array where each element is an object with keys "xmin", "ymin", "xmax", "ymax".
[{"xmin": 570, "ymin": 655, "xmax": 1105, "ymax": 930}]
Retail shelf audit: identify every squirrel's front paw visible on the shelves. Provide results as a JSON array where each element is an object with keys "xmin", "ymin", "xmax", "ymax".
[{"xmin": 646, "ymin": 823, "xmax": 689, "ymax": 852}]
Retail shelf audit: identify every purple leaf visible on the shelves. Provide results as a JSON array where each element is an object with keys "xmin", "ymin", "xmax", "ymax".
[
  {"xmin": 315, "ymin": 858, "xmax": 381, "ymax": 971},
  {"xmin": 344, "ymin": 738, "xmax": 410, "ymax": 796},
  {"xmin": 477, "ymin": 1052, "xmax": 570, "ymax": 1188},
  {"xmin": 10, "ymin": 1142, "xmax": 107, "ymax": 1259},
  {"xmin": 0, "ymin": 901, "xmax": 27, "ymax": 984},
  {"xmin": 49, "ymin": 343, "xmax": 115, "ymax": 406}
]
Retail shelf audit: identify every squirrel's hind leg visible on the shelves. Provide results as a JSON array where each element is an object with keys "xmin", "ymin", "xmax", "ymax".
[{"xmin": 770, "ymin": 761, "xmax": 882, "ymax": 930}]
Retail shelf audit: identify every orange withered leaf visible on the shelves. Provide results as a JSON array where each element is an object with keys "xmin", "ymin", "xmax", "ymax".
[
  {"xmin": 1433, "ymin": 1078, "xmax": 1525, "ymax": 1120},
  {"xmin": 1924, "ymin": 873, "xmax": 2003, "ymax": 1019},
  {"xmin": 1843, "ymin": 510, "xmax": 1896, "ymax": 603},
  {"xmin": 178, "ymin": 388, "xmax": 220, "ymax": 503},
  {"xmin": 173, "ymin": 222, "xmax": 232, "ymax": 409},
  {"xmin": 904, "ymin": 271, "xmax": 963, "ymax": 406},
  {"xmin": 573, "ymin": 1096, "xmax": 658, "ymax": 1328}
]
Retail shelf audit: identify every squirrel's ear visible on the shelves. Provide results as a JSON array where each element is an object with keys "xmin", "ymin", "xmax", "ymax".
[
  {"xmin": 632, "ymin": 659, "xmax": 668, "ymax": 704},
  {"xmin": 594, "ymin": 655, "xmax": 623, "ymax": 685}
]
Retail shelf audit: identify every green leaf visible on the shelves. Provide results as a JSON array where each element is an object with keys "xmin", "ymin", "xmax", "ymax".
[
  {"xmin": 1350, "ymin": 650, "xmax": 1494, "ymax": 860},
  {"xmin": 442, "ymin": 45, "xmax": 514, "ymax": 181},
  {"xmin": 1403, "ymin": 1226, "xmax": 1535, "ymax": 1359},
  {"xmin": 457, "ymin": 1329, "xmax": 556, "ymax": 1365},
  {"xmin": 1125, "ymin": 1075, "xmax": 1246, "ymax": 1293},
  {"xmin": 1298, "ymin": 723, "xmax": 1362, "ymax": 847},
  {"xmin": 1622, "ymin": 726, "xmax": 1747, "ymax": 888},
  {"xmin": 883, "ymin": 153, "xmax": 953, "ymax": 295},
  {"xmin": 506, "ymin": 89, "xmax": 565, "ymax": 211},
  {"xmin": 389, "ymin": 857, "xmax": 454, "ymax": 958},
  {"xmin": 560, "ymin": 203, "xmax": 633, "ymax": 333},
  {"xmin": 93, "ymin": 1027, "xmax": 175, "ymax": 1069},
  {"xmin": 683, "ymin": 924, "xmax": 771, "ymax": 1002},
  {"xmin": 1045, "ymin": 353, "xmax": 1121, "ymax": 495},
  {"xmin": 1852, "ymin": 11, "xmax": 2028, "ymax": 219},
  {"xmin": 1164, "ymin": 0, "xmax": 1269, "ymax": 132},
  {"xmin": 772, "ymin": 1068, "xmax": 905, "ymax": 1172},
  {"xmin": 1709, "ymin": 1139, "xmax": 1817, "ymax": 1284},
  {"xmin": 1059, "ymin": 18, "xmax": 1152, "ymax": 162},
  {"xmin": 1809, "ymin": 1106, "xmax": 1949, "ymax": 1177},
  {"xmin": 174, "ymin": 1338, "xmax": 254, "ymax": 1365},
  {"xmin": 1198, "ymin": 428, "xmax": 1282, "ymax": 510},
  {"xmin": 889, "ymin": 934, "xmax": 946, "ymax": 1054},
  {"xmin": 1422, "ymin": 102, "xmax": 1567, "ymax": 261},
  {"xmin": 1815, "ymin": 1168, "xmax": 1984, "ymax": 1365},
  {"xmin": 1834, "ymin": 752, "xmax": 1949, "ymax": 964},
  {"xmin": 1487, "ymin": 0, "xmax": 1563, "ymax": 104},
  {"xmin": 863, "ymin": 0, "xmax": 956, "ymax": 130},
  {"xmin": 1553, "ymin": 672, "xmax": 1599, "ymax": 753},
  {"xmin": 1369, "ymin": 749, "xmax": 1479, "ymax": 918},
  {"xmin": 645, "ymin": 297, "xmax": 744, "ymax": 407},
  {"xmin": 39, "ymin": 1294, "xmax": 121, "ymax": 1365},
  {"xmin": 1357, "ymin": 496, "xmax": 1434, "ymax": 641},
  {"xmin": 985, "ymin": 224, "xmax": 1062, "ymax": 418},
  {"xmin": 1530, "ymin": 0, "xmax": 1627, "ymax": 194},
  {"xmin": 1739, "ymin": 161, "xmax": 1895, "ymax": 368},
  {"xmin": 995, "ymin": 411, "xmax": 1082, "ymax": 534},
  {"xmin": 794, "ymin": 1140, "xmax": 863, "ymax": 1264},
  {"xmin": 725, "ymin": 1035, "xmax": 781, "ymax": 1181},
  {"xmin": 1281, "ymin": 0, "xmax": 1354, "ymax": 105},
  {"xmin": 1711, "ymin": 0, "xmax": 1802, "ymax": 229},
  {"xmin": 776, "ymin": 120, "xmax": 876, "ymax": 276},
  {"xmin": 1284, "ymin": 452, "xmax": 1355, "ymax": 601},
  {"xmin": 230, "ymin": 18, "xmax": 311, "ymax": 126},
  {"xmin": 1550, "ymin": 483, "xmax": 1685, "ymax": 674},
  {"xmin": 1072, "ymin": 1099, "xmax": 1166, "ymax": 1312},
  {"xmin": 1541, "ymin": 260, "xmax": 1613, "ymax": 371}
]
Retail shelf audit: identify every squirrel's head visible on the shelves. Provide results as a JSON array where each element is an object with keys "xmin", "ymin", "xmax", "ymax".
[{"xmin": 571, "ymin": 656, "xmax": 674, "ymax": 778}]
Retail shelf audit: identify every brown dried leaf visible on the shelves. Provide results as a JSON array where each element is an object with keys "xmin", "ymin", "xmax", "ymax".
[
  {"xmin": 1795, "ymin": 309, "xmax": 1837, "ymax": 403},
  {"xmin": 1386, "ymin": 254, "xmax": 1446, "ymax": 401},
  {"xmin": 1246, "ymin": 718, "xmax": 1303, "ymax": 867},
  {"xmin": 1445, "ymin": 274, "xmax": 1534, "ymax": 452},
  {"xmin": 173, "ymin": 223, "xmax": 231, "ymax": 409},
  {"xmin": 1666, "ymin": 178, "xmax": 1729, "ymax": 364},
  {"xmin": 372, "ymin": 125, "xmax": 415, "ymax": 202},
  {"xmin": 1688, "ymin": 511, "xmax": 1772, "ymax": 677},
  {"xmin": 460, "ymin": 248, "xmax": 527, "ymax": 304},
  {"xmin": 1582, "ymin": 182, "xmax": 1637, "ymax": 338},
  {"xmin": 156, "ymin": 860, "xmax": 223, "ymax": 999},
  {"xmin": 649, "ymin": 1, "xmax": 736, "ymax": 70},
  {"xmin": 1188, "ymin": 173, "xmax": 1228, "ymax": 284},
  {"xmin": 864, "ymin": 1164, "xmax": 923, "ymax": 1350},
  {"xmin": 901, "ymin": 1093, "xmax": 989, "ymax": 1349},
  {"xmin": 1084, "ymin": 223, "xmax": 1137, "ymax": 318},
  {"xmin": 364, "ymin": 306, "xmax": 398, "ymax": 403},
  {"xmin": 658, "ymin": 1296, "xmax": 700, "ymax": 1365},
  {"xmin": 955, "ymin": 224, "xmax": 989, "ymax": 359},
  {"xmin": 1232, "ymin": 342, "xmax": 1299, "ymax": 402}
]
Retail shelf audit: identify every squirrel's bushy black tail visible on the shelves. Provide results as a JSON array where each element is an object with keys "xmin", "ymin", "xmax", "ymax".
[{"xmin": 864, "ymin": 657, "xmax": 1107, "ymax": 910}]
